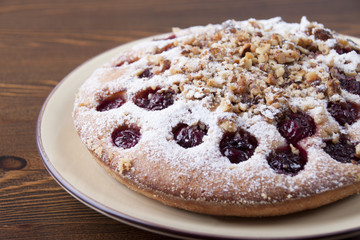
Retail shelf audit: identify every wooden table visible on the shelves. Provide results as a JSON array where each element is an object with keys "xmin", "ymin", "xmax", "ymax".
[{"xmin": 1, "ymin": 0, "xmax": 359, "ymax": 239}]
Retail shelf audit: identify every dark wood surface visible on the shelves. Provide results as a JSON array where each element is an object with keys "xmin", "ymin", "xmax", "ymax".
[{"xmin": 1, "ymin": 0, "xmax": 360, "ymax": 239}]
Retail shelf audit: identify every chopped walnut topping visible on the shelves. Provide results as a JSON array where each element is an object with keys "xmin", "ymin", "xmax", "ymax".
[
  {"xmin": 326, "ymin": 79, "xmax": 341, "ymax": 97},
  {"xmin": 273, "ymin": 50, "xmax": 300, "ymax": 64},
  {"xmin": 305, "ymin": 72, "xmax": 321, "ymax": 85},
  {"xmin": 218, "ymin": 117, "xmax": 237, "ymax": 132},
  {"xmin": 121, "ymin": 17, "xmax": 359, "ymax": 125},
  {"xmin": 266, "ymin": 73, "xmax": 277, "ymax": 85},
  {"xmin": 239, "ymin": 43, "xmax": 251, "ymax": 57},
  {"xmin": 219, "ymin": 97, "xmax": 233, "ymax": 112}
]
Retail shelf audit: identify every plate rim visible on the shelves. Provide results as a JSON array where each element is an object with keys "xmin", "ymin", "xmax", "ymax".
[{"xmin": 36, "ymin": 34, "xmax": 360, "ymax": 240}]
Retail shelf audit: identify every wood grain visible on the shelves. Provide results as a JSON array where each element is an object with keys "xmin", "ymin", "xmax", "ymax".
[{"xmin": 0, "ymin": 0, "xmax": 359, "ymax": 239}]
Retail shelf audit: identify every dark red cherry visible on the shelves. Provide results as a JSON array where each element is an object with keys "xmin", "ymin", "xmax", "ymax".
[
  {"xmin": 314, "ymin": 29, "xmax": 333, "ymax": 41},
  {"xmin": 278, "ymin": 112, "xmax": 316, "ymax": 144},
  {"xmin": 324, "ymin": 137, "xmax": 360, "ymax": 164},
  {"xmin": 112, "ymin": 126, "xmax": 141, "ymax": 149},
  {"xmin": 340, "ymin": 77, "xmax": 360, "ymax": 96},
  {"xmin": 267, "ymin": 145, "xmax": 307, "ymax": 175},
  {"xmin": 173, "ymin": 123, "xmax": 207, "ymax": 148},
  {"xmin": 139, "ymin": 68, "xmax": 153, "ymax": 78},
  {"xmin": 334, "ymin": 44, "xmax": 353, "ymax": 55},
  {"xmin": 331, "ymin": 68, "xmax": 360, "ymax": 95},
  {"xmin": 133, "ymin": 87, "xmax": 175, "ymax": 111},
  {"xmin": 220, "ymin": 128, "xmax": 258, "ymax": 164},
  {"xmin": 96, "ymin": 92, "xmax": 126, "ymax": 112},
  {"xmin": 327, "ymin": 101, "xmax": 359, "ymax": 126}
]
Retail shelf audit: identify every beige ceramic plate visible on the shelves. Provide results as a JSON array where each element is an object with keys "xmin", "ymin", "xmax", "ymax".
[{"xmin": 37, "ymin": 35, "xmax": 360, "ymax": 239}]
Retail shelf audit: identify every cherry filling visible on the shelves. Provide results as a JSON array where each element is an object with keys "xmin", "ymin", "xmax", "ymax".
[
  {"xmin": 139, "ymin": 68, "xmax": 153, "ymax": 78},
  {"xmin": 133, "ymin": 87, "xmax": 175, "ymax": 111},
  {"xmin": 112, "ymin": 126, "xmax": 141, "ymax": 149},
  {"xmin": 267, "ymin": 145, "xmax": 307, "ymax": 175},
  {"xmin": 278, "ymin": 112, "xmax": 316, "ymax": 145},
  {"xmin": 330, "ymin": 67, "xmax": 360, "ymax": 96},
  {"xmin": 334, "ymin": 44, "xmax": 353, "ymax": 55},
  {"xmin": 314, "ymin": 29, "xmax": 333, "ymax": 41},
  {"xmin": 220, "ymin": 128, "xmax": 258, "ymax": 164},
  {"xmin": 173, "ymin": 123, "xmax": 208, "ymax": 148},
  {"xmin": 340, "ymin": 78, "xmax": 360, "ymax": 96},
  {"xmin": 96, "ymin": 91, "xmax": 126, "ymax": 112},
  {"xmin": 327, "ymin": 101, "xmax": 359, "ymax": 126},
  {"xmin": 324, "ymin": 137, "xmax": 360, "ymax": 164}
]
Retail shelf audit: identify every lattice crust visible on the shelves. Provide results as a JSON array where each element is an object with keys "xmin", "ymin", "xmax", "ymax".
[{"xmin": 73, "ymin": 17, "xmax": 360, "ymax": 216}]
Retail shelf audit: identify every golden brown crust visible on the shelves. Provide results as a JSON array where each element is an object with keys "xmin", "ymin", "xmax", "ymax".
[
  {"xmin": 89, "ymin": 147, "xmax": 360, "ymax": 217},
  {"xmin": 73, "ymin": 17, "xmax": 360, "ymax": 216}
]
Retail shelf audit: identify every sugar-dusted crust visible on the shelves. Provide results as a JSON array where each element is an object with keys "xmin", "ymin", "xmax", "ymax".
[{"xmin": 73, "ymin": 17, "xmax": 360, "ymax": 216}]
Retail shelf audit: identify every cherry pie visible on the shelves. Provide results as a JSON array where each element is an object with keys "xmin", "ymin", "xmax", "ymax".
[{"xmin": 73, "ymin": 17, "xmax": 360, "ymax": 216}]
